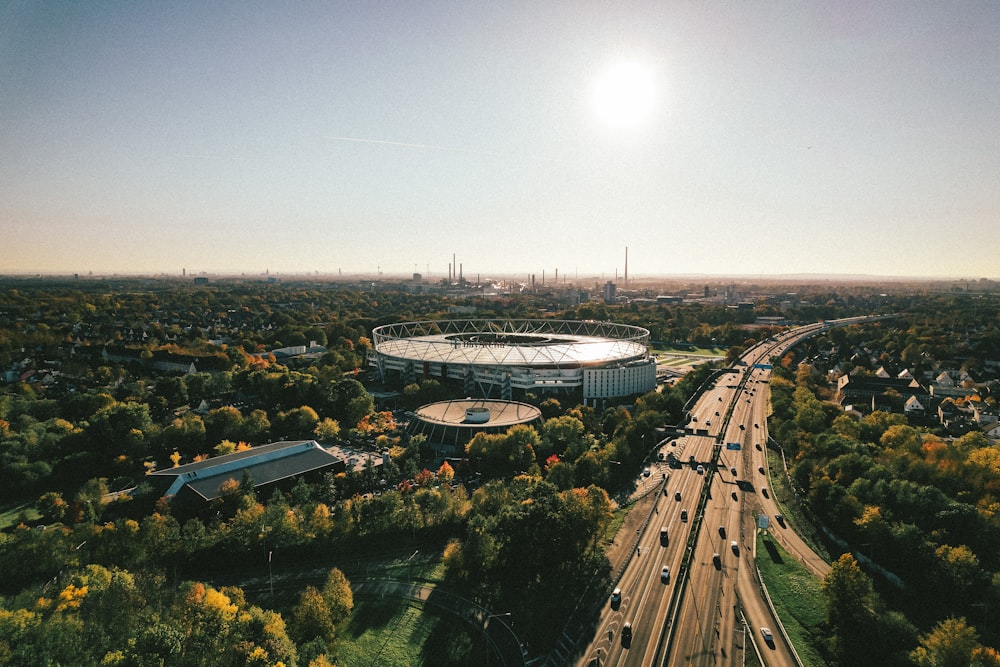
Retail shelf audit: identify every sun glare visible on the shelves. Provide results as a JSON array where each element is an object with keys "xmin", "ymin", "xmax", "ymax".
[{"xmin": 592, "ymin": 61, "xmax": 656, "ymax": 130}]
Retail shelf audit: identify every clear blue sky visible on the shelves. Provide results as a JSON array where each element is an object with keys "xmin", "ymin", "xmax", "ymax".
[{"xmin": 2, "ymin": 2, "xmax": 998, "ymax": 280}]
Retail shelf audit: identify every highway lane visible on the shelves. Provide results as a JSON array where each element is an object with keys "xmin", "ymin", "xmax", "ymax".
[{"xmin": 576, "ymin": 318, "xmax": 883, "ymax": 667}]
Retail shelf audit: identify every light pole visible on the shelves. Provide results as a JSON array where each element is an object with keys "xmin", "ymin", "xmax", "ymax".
[{"xmin": 485, "ymin": 612, "xmax": 511, "ymax": 667}]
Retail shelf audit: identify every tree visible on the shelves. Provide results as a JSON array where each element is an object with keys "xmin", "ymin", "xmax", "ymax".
[
  {"xmin": 821, "ymin": 553, "xmax": 878, "ymax": 663},
  {"xmin": 274, "ymin": 406, "xmax": 320, "ymax": 440},
  {"xmin": 314, "ymin": 417, "xmax": 341, "ymax": 442},
  {"xmin": 291, "ymin": 585, "xmax": 335, "ymax": 643},
  {"xmin": 321, "ymin": 568, "xmax": 353, "ymax": 623},
  {"xmin": 911, "ymin": 617, "xmax": 980, "ymax": 667}
]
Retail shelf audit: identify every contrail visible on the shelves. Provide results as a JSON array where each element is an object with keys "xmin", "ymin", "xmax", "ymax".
[
  {"xmin": 323, "ymin": 135, "xmax": 454, "ymax": 152},
  {"xmin": 322, "ymin": 135, "xmax": 518, "ymax": 160}
]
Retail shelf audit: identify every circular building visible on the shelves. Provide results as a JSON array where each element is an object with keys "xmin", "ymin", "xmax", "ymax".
[
  {"xmin": 372, "ymin": 319, "xmax": 657, "ymax": 405},
  {"xmin": 408, "ymin": 399, "xmax": 543, "ymax": 451}
]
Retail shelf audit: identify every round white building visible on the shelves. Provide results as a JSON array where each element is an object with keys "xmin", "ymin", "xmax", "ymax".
[{"xmin": 370, "ymin": 319, "xmax": 657, "ymax": 404}]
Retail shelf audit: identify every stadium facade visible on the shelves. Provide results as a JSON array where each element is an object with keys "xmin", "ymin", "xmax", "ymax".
[{"xmin": 370, "ymin": 319, "xmax": 656, "ymax": 405}]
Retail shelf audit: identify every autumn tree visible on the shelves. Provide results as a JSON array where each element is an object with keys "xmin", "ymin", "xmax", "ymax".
[{"xmin": 911, "ymin": 617, "xmax": 981, "ymax": 667}]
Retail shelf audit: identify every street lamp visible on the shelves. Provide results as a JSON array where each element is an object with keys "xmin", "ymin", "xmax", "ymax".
[{"xmin": 485, "ymin": 612, "xmax": 512, "ymax": 667}]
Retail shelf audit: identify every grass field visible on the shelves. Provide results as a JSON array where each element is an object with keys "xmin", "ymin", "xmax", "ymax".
[
  {"xmin": 333, "ymin": 598, "xmax": 485, "ymax": 667},
  {"xmin": 0, "ymin": 502, "xmax": 41, "ymax": 530},
  {"xmin": 756, "ymin": 532, "xmax": 829, "ymax": 667}
]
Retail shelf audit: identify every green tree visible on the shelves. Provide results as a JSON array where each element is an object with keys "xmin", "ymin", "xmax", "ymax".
[
  {"xmin": 321, "ymin": 567, "xmax": 353, "ymax": 623},
  {"xmin": 291, "ymin": 585, "xmax": 335, "ymax": 643},
  {"xmin": 911, "ymin": 617, "xmax": 980, "ymax": 667}
]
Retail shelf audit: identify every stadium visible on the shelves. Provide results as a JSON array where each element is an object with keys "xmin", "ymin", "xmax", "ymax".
[{"xmin": 370, "ymin": 319, "xmax": 657, "ymax": 405}]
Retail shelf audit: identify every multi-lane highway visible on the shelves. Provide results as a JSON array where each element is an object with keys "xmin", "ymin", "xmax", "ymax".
[{"xmin": 577, "ymin": 317, "xmax": 882, "ymax": 666}]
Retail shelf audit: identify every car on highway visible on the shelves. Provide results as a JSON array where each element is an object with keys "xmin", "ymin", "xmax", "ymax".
[
  {"xmin": 696, "ymin": 464, "xmax": 704, "ymax": 475},
  {"xmin": 775, "ymin": 513, "xmax": 785, "ymax": 527},
  {"xmin": 680, "ymin": 509, "xmax": 688, "ymax": 522},
  {"xmin": 755, "ymin": 443, "xmax": 762, "ymax": 450},
  {"xmin": 760, "ymin": 627, "xmax": 774, "ymax": 644},
  {"xmin": 610, "ymin": 588, "xmax": 622, "ymax": 609},
  {"xmin": 712, "ymin": 553, "xmax": 721, "ymax": 568},
  {"xmin": 661, "ymin": 566, "xmax": 670, "ymax": 583},
  {"xmin": 621, "ymin": 622, "xmax": 633, "ymax": 646},
  {"xmin": 718, "ymin": 525, "xmax": 726, "ymax": 537},
  {"xmin": 731, "ymin": 540, "xmax": 739, "ymax": 554},
  {"xmin": 674, "ymin": 491, "xmax": 682, "ymax": 501},
  {"xmin": 761, "ymin": 487, "xmax": 769, "ymax": 498},
  {"xmin": 660, "ymin": 526, "xmax": 669, "ymax": 545},
  {"xmin": 758, "ymin": 466, "xmax": 765, "ymax": 474},
  {"xmin": 730, "ymin": 466, "xmax": 737, "ymax": 476},
  {"xmin": 643, "ymin": 467, "xmax": 650, "ymax": 477}
]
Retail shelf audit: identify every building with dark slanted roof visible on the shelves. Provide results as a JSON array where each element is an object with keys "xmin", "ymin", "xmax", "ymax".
[{"xmin": 148, "ymin": 439, "xmax": 346, "ymax": 508}]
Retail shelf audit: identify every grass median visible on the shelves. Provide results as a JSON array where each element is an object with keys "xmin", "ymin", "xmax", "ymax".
[{"xmin": 756, "ymin": 531, "xmax": 829, "ymax": 667}]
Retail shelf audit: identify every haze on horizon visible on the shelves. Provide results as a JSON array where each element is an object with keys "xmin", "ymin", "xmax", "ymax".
[{"xmin": 2, "ymin": 2, "xmax": 998, "ymax": 280}]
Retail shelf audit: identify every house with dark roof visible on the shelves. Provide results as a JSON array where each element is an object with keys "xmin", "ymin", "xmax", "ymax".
[
  {"xmin": 148, "ymin": 440, "xmax": 346, "ymax": 508},
  {"xmin": 836, "ymin": 373, "xmax": 928, "ymax": 414}
]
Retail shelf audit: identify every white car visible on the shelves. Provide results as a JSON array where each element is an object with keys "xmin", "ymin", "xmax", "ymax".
[
  {"xmin": 660, "ymin": 566, "xmax": 670, "ymax": 583},
  {"xmin": 642, "ymin": 467, "xmax": 651, "ymax": 477},
  {"xmin": 761, "ymin": 627, "xmax": 773, "ymax": 643}
]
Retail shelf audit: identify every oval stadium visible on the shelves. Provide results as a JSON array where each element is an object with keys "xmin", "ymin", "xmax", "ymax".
[{"xmin": 370, "ymin": 319, "xmax": 657, "ymax": 405}]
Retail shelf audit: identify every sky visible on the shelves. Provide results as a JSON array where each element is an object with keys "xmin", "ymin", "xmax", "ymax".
[{"xmin": 2, "ymin": 1, "xmax": 999, "ymax": 281}]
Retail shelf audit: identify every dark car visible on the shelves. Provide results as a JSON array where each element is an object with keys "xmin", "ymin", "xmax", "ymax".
[
  {"xmin": 610, "ymin": 588, "xmax": 622, "ymax": 609},
  {"xmin": 674, "ymin": 491, "xmax": 682, "ymax": 501},
  {"xmin": 621, "ymin": 622, "xmax": 633, "ymax": 646}
]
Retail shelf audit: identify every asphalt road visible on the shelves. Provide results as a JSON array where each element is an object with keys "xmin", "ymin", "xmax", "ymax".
[{"xmin": 574, "ymin": 320, "xmax": 864, "ymax": 667}]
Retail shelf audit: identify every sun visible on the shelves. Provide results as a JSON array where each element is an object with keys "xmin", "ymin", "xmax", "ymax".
[{"xmin": 592, "ymin": 61, "xmax": 656, "ymax": 130}]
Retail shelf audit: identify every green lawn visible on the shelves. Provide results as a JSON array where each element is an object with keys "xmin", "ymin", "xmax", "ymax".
[
  {"xmin": 756, "ymin": 532, "xmax": 829, "ymax": 667},
  {"xmin": 0, "ymin": 502, "xmax": 41, "ymax": 530},
  {"xmin": 333, "ymin": 598, "xmax": 485, "ymax": 667}
]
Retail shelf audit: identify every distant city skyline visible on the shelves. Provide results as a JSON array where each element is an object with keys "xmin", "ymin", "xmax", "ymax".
[{"xmin": 2, "ymin": 2, "xmax": 998, "ymax": 280}]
